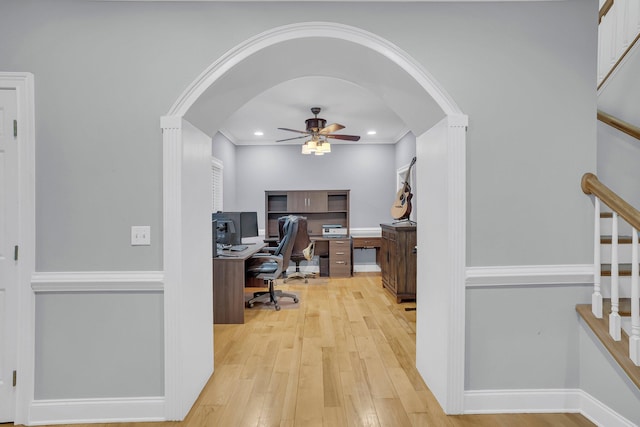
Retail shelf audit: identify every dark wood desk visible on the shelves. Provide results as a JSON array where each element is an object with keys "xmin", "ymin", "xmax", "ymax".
[{"xmin": 213, "ymin": 243, "xmax": 266, "ymax": 324}]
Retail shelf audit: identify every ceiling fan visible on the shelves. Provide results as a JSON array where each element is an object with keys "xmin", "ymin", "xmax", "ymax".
[{"xmin": 276, "ymin": 107, "xmax": 361, "ymax": 143}]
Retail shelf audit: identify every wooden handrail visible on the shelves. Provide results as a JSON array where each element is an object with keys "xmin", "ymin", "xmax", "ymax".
[
  {"xmin": 582, "ymin": 173, "xmax": 640, "ymax": 232},
  {"xmin": 598, "ymin": 32, "xmax": 640, "ymax": 89},
  {"xmin": 598, "ymin": 110, "xmax": 640, "ymax": 141},
  {"xmin": 599, "ymin": 0, "xmax": 614, "ymax": 24}
]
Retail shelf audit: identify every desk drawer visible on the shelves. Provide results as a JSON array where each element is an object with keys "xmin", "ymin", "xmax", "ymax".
[
  {"xmin": 352, "ymin": 237, "xmax": 381, "ymax": 249},
  {"xmin": 329, "ymin": 239, "xmax": 351, "ymax": 277},
  {"xmin": 330, "ymin": 260, "xmax": 351, "ymax": 277}
]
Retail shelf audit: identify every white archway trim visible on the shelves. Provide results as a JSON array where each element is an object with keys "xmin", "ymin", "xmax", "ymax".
[
  {"xmin": 162, "ymin": 22, "xmax": 468, "ymax": 419},
  {"xmin": 0, "ymin": 72, "xmax": 36, "ymax": 425},
  {"xmin": 167, "ymin": 22, "xmax": 463, "ymax": 118}
]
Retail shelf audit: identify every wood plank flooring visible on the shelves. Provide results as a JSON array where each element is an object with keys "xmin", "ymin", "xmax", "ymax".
[
  {"xmin": 189, "ymin": 273, "xmax": 594, "ymax": 427},
  {"xmin": 9, "ymin": 274, "xmax": 595, "ymax": 427}
]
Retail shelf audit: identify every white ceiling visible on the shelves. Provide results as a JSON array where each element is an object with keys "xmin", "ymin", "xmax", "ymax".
[
  {"xmin": 184, "ymin": 37, "xmax": 447, "ymax": 146},
  {"xmin": 219, "ymin": 76, "xmax": 410, "ymax": 146}
]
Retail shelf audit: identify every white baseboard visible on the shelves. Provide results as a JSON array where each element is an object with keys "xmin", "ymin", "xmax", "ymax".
[
  {"xmin": 464, "ymin": 389, "xmax": 636, "ymax": 427},
  {"xmin": 28, "ymin": 397, "xmax": 165, "ymax": 425},
  {"xmin": 353, "ymin": 264, "xmax": 381, "ymax": 273}
]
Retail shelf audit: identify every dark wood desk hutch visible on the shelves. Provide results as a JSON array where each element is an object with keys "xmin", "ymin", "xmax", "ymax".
[
  {"xmin": 265, "ymin": 190, "xmax": 351, "ymax": 277},
  {"xmin": 380, "ymin": 222, "xmax": 417, "ymax": 302}
]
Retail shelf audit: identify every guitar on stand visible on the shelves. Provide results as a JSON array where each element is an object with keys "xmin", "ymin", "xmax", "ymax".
[{"xmin": 390, "ymin": 156, "xmax": 416, "ymax": 222}]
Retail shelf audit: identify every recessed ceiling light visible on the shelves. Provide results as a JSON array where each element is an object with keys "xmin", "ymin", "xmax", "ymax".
[
  {"xmin": 367, "ymin": 130, "xmax": 377, "ymax": 135},
  {"xmin": 254, "ymin": 131, "xmax": 264, "ymax": 136}
]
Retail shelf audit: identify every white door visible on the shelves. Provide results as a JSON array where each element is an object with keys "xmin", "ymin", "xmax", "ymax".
[{"xmin": 0, "ymin": 88, "xmax": 19, "ymax": 422}]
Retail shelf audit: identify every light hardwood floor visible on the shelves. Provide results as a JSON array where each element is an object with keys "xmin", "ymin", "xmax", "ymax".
[{"xmin": 11, "ymin": 273, "xmax": 595, "ymax": 427}]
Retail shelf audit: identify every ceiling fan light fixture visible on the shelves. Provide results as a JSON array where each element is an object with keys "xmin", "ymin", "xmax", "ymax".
[{"xmin": 316, "ymin": 141, "xmax": 331, "ymax": 154}]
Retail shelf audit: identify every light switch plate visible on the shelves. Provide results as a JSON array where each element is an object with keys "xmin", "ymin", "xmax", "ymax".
[{"xmin": 131, "ymin": 226, "xmax": 151, "ymax": 246}]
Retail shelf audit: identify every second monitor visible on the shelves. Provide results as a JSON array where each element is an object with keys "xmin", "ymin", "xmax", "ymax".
[{"xmin": 212, "ymin": 211, "xmax": 259, "ymax": 246}]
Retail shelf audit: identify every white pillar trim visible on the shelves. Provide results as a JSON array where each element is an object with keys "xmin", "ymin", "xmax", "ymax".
[
  {"xmin": 446, "ymin": 117, "xmax": 467, "ymax": 414},
  {"xmin": 160, "ymin": 122, "xmax": 184, "ymax": 420}
]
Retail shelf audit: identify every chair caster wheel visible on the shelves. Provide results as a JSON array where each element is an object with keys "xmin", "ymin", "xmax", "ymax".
[
  {"xmin": 304, "ymin": 279, "xmax": 308, "ymax": 283},
  {"xmin": 248, "ymin": 303, "xmax": 254, "ymax": 308},
  {"xmin": 294, "ymin": 298, "xmax": 299, "ymax": 303},
  {"xmin": 275, "ymin": 305, "xmax": 281, "ymax": 311}
]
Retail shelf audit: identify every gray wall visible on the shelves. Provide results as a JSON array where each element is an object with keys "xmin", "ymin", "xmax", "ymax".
[
  {"xmin": 233, "ymin": 143, "xmax": 397, "ymax": 230},
  {"xmin": 0, "ymin": 0, "xmax": 596, "ymax": 272},
  {"xmin": 35, "ymin": 292, "xmax": 164, "ymax": 399},
  {"xmin": 0, "ymin": 0, "xmax": 599, "ymax": 410},
  {"xmin": 466, "ymin": 285, "xmax": 592, "ymax": 390}
]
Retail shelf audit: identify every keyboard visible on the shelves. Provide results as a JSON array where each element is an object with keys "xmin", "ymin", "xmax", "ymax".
[{"xmin": 229, "ymin": 245, "xmax": 248, "ymax": 252}]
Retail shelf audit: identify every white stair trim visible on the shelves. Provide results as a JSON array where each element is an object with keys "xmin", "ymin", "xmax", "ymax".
[
  {"xmin": 464, "ymin": 388, "xmax": 636, "ymax": 427},
  {"xmin": 466, "ymin": 264, "xmax": 594, "ymax": 287}
]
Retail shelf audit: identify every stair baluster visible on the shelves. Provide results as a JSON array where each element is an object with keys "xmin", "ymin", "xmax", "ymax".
[
  {"xmin": 631, "ymin": 227, "xmax": 640, "ymax": 364},
  {"xmin": 593, "ymin": 198, "xmax": 603, "ymax": 318},
  {"xmin": 610, "ymin": 212, "xmax": 622, "ymax": 340}
]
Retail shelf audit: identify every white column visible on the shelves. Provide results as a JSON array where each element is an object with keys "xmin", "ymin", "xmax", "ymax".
[
  {"xmin": 630, "ymin": 227, "xmax": 640, "ymax": 365},
  {"xmin": 593, "ymin": 198, "xmax": 603, "ymax": 318},
  {"xmin": 610, "ymin": 212, "xmax": 621, "ymax": 341}
]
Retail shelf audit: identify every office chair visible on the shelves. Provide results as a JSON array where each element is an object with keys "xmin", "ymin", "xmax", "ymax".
[
  {"xmin": 283, "ymin": 216, "xmax": 316, "ymax": 283},
  {"xmin": 246, "ymin": 215, "xmax": 300, "ymax": 311}
]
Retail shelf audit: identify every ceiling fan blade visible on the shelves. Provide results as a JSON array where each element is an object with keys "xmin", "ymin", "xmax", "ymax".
[
  {"xmin": 326, "ymin": 134, "xmax": 361, "ymax": 141},
  {"xmin": 319, "ymin": 123, "xmax": 345, "ymax": 135},
  {"xmin": 276, "ymin": 135, "xmax": 308, "ymax": 142},
  {"xmin": 277, "ymin": 127, "xmax": 309, "ymax": 135}
]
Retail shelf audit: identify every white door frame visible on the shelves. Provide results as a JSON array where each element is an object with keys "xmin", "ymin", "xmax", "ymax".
[
  {"xmin": 0, "ymin": 72, "xmax": 36, "ymax": 425},
  {"xmin": 161, "ymin": 22, "xmax": 468, "ymax": 417}
]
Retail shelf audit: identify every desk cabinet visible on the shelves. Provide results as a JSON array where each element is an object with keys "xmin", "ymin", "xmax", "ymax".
[
  {"xmin": 329, "ymin": 238, "xmax": 352, "ymax": 277},
  {"xmin": 380, "ymin": 223, "xmax": 416, "ymax": 302},
  {"xmin": 265, "ymin": 190, "xmax": 351, "ymax": 277},
  {"xmin": 287, "ymin": 191, "xmax": 327, "ymax": 212},
  {"xmin": 265, "ymin": 190, "xmax": 349, "ymax": 239}
]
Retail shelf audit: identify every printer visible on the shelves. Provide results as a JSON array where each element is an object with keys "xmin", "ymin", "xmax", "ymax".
[{"xmin": 322, "ymin": 224, "xmax": 347, "ymax": 237}]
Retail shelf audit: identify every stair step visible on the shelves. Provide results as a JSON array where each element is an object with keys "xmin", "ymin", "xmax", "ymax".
[
  {"xmin": 576, "ymin": 300, "xmax": 640, "ymax": 391},
  {"xmin": 601, "ymin": 235, "xmax": 634, "ymax": 244},
  {"xmin": 601, "ymin": 263, "xmax": 639, "ymax": 276}
]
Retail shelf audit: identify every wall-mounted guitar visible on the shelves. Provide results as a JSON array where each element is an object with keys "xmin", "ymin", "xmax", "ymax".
[{"xmin": 390, "ymin": 157, "xmax": 416, "ymax": 221}]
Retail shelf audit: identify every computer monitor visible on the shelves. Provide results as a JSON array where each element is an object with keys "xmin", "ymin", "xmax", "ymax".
[
  {"xmin": 239, "ymin": 211, "xmax": 259, "ymax": 240},
  {"xmin": 212, "ymin": 211, "xmax": 259, "ymax": 245}
]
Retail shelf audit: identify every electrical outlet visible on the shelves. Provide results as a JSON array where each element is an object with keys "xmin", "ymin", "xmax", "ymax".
[{"xmin": 131, "ymin": 226, "xmax": 151, "ymax": 246}]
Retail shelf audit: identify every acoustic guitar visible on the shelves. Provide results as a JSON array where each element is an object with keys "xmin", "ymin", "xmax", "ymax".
[{"xmin": 390, "ymin": 157, "xmax": 416, "ymax": 220}]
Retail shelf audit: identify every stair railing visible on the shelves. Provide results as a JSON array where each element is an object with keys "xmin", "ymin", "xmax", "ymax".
[
  {"xmin": 598, "ymin": 0, "xmax": 640, "ymax": 88},
  {"xmin": 582, "ymin": 173, "xmax": 640, "ymax": 365}
]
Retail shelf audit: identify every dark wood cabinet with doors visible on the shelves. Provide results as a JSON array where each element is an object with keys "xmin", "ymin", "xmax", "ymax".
[
  {"xmin": 380, "ymin": 222, "xmax": 417, "ymax": 302},
  {"xmin": 265, "ymin": 190, "xmax": 349, "ymax": 238}
]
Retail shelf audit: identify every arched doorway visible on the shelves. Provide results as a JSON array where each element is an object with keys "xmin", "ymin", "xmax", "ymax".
[{"xmin": 161, "ymin": 21, "xmax": 468, "ymax": 419}]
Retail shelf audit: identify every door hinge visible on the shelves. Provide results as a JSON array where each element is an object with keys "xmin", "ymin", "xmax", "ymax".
[
  {"xmin": 13, "ymin": 370, "xmax": 17, "ymax": 387},
  {"xmin": 13, "ymin": 120, "xmax": 18, "ymax": 137},
  {"xmin": 14, "ymin": 245, "xmax": 18, "ymax": 261}
]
